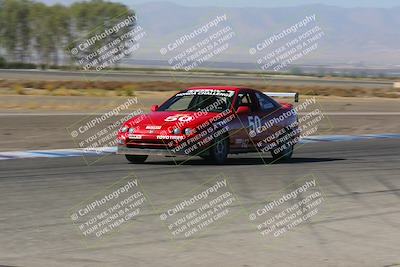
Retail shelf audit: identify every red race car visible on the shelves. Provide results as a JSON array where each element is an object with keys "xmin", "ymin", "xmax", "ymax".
[{"xmin": 117, "ymin": 86, "xmax": 300, "ymax": 164}]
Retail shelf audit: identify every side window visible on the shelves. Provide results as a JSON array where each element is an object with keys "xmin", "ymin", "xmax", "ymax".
[
  {"xmin": 236, "ymin": 92, "xmax": 256, "ymax": 111},
  {"xmin": 255, "ymin": 92, "xmax": 276, "ymax": 112},
  {"xmin": 237, "ymin": 93, "xmax": 251, "ymax": 105}
]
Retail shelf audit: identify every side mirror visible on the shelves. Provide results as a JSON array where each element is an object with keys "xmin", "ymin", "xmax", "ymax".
[
  {"xmin": 236, "ymin": 106, "xmax": 251, "ymax": 114},
  {"xmin": 151, "ymin": 105, "xmax": 159, "ymax": 112}
]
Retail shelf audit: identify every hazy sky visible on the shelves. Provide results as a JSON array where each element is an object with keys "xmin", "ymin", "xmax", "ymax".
[
  {"xmin": 42, "ymin": 0, "xmax": 400, "ymax": 8},
  {"xmin": 136, "ymin": 0, "xmax": 400, "ymax": 8}
]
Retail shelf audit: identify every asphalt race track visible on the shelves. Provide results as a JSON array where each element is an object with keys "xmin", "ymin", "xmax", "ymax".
[{"xmin": 0, "ymin": 138, "xmax": 399, "ymax": 267}]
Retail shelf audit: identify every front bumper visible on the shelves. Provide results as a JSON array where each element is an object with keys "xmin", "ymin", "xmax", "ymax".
[
  {"xmin": 117, "ymin": 145, "xmax": 187, "ymax": 157},
  {"xmin": 117, "ymin": 131, "xmax": 210, "ymax": 157}
]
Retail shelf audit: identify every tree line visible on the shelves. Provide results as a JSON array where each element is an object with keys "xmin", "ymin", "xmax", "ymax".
[{"xmin": 0, "ymin": 0, "xmax": 135, "ymax": 68}]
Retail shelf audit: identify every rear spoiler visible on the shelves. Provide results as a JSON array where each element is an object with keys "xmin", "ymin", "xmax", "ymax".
[{"xmin": 264, "ymin": 92, "xmax": 299, "ymax": 103}]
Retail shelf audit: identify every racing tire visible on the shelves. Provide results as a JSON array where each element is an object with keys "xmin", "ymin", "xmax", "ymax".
[
  {"xmin": 125, "ymin": 155, "xmax": 148, "ymax": 163},
  {"xmin": 208, "ymin": 136, "xmax": 229, "ymax": 165},
  {"xmin": 270, "ymin": 128, "xmax": 295, "ymax": 161},
  {"xmin": 271, "ymin": 144, "xmax": 293, "ymax": 161}
]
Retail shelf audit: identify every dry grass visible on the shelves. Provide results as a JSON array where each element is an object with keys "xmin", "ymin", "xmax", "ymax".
[
  {"xmin": 12, "ymin": 84, "xmax": 25, "ymax": 95},
  {"xmin": 256, "ymin": 85, "xmax": 400, "ymax": 98},
  {"xmin": 0, "ymin": 79, "xmax": 398, "ymax": 98}
]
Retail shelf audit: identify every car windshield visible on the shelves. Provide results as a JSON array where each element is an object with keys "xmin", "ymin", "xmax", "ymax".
[{"xmin": 157, "ymin": 89, "xmax": 235, "ymax": 112}]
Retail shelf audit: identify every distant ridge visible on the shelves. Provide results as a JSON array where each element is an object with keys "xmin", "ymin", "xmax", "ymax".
[{"xmin": 130, "ymin": 2, "xmax": 400, "ymax": 66}]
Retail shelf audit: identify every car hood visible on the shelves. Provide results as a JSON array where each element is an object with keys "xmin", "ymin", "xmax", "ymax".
[{"xmin": 125, "ymin": 111, "xmax": 218, "ymax": 133}]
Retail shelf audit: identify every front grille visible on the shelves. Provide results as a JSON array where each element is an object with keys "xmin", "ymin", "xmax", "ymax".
[{"xmin": 126, "ymin": 139, "xmax": 171, "ymax": 149}]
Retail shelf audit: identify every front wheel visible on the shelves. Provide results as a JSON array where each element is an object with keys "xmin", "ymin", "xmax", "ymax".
[
  {"xmin": 271, "ymin": 144, "xmax": 293, "ymax": 161},
  {"xmin": 208, "ymin": 136, "xmax": 229, "ymax": 164},
  {"xmin": 125, "ymin": 155, "xmax": 148, "ymax": 163}
]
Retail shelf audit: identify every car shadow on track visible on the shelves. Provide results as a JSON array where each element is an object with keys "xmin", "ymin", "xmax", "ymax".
[{"xmin": 144, "ymin": 157, "xmax": 345, "ymax": 166}]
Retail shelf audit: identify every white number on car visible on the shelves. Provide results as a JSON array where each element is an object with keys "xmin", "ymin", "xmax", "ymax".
[
  {"xmin": 165, "ymin": 115, "xmax": 193, "ymax": 122},
  {"xmin": 248, "ymin": 116, "xmax": 262, "ymax": 133}
]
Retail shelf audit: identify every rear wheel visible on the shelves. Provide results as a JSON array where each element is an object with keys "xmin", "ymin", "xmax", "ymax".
[
  {"xmin": 208, "ymin": 136, "xmax": 229, "ymax": 164},
  {"xmin": 125, "ymin": 155, "xmax": 148, "ymax": 163}
]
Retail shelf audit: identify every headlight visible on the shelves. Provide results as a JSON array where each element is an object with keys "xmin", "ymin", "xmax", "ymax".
[
  {"xmin": 120, "ymin": 126, "xmax": 128, "ymax": 133},
  {"xmin": 184, "ymin": 128, "xmax": 192, "ymax": 135},
  {"xmin": 172, "ymin": 128, "xmax": 181, "ymax": 135},
  {"xmin": 128, "ymin": 128, "xmax": 135, "ymax": 133}
]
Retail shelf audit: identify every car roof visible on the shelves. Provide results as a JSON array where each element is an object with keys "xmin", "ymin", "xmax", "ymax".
[{"xmin": 186, "ymin": 86, "xmax": 252, "ymax": 91}]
